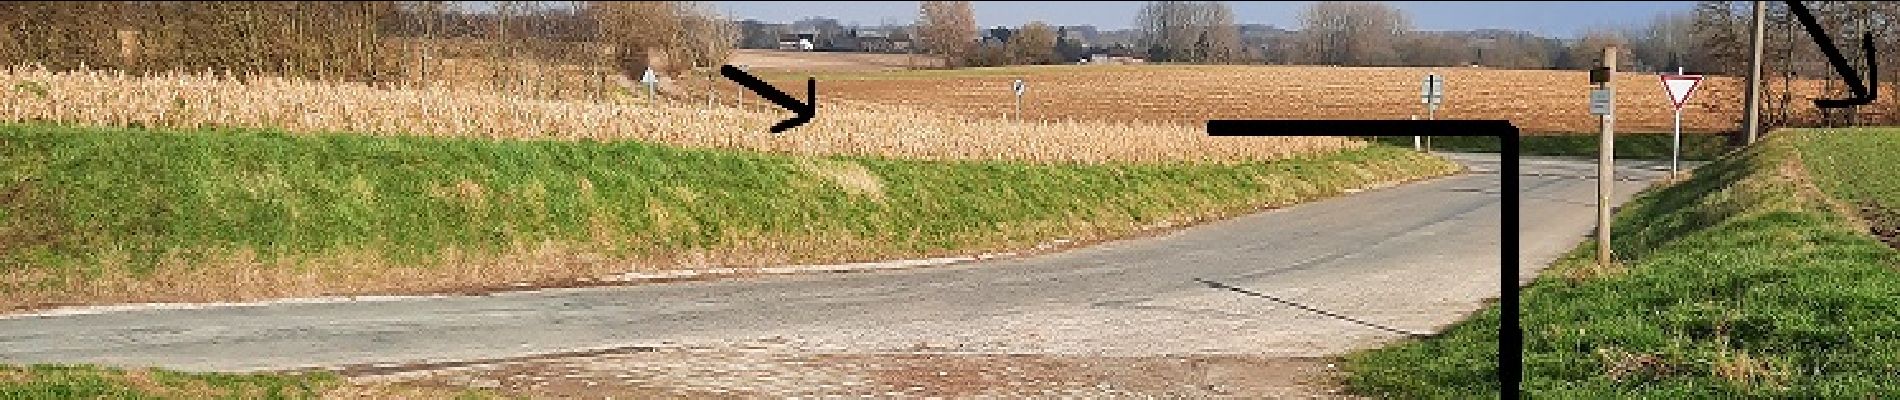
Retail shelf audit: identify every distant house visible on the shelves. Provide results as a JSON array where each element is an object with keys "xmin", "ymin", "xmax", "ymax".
[
  {"xmin": 777, "ymin": 32, "xmax": 816, "ymax": 51},
  {"xmin": 847, "ymin": 28, "xmax": 912, "ymax": 53},
  {"xmin": 1080, "ymin": 46, "xmax": 1146, "ymax": 65},
  {"xmin": 979, "ymin": 26, "xmax": 1014, "ymax": 47}
]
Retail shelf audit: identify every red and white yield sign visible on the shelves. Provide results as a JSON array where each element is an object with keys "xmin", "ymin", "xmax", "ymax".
[
  {"xmin": 1659, "ymin": 73, "xmax": 1703, "ymax": 177},
  {"xmin": 1659, "ymin": 74, "xmax": 1704, "ymax": 110}
]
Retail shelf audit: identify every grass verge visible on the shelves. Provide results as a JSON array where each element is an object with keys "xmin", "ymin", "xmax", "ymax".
[
  {"xmin": 0, "ymin": 122, "xmax": 1460, "ymax": 311},
  {"xmin": 0, "ymin": 364, "xmax": 502, "ymax": 399},
  {"xmin": 1344, "ymin": 128, "xmax": 1900, "ymax": 398},
  {"xmin": 1794, "ymin": 128, "xmax": 1900, "ymax": 247},
  {"xmin": 1366, "ymin": 133, "xmax": 1735, "ymax": 161}
]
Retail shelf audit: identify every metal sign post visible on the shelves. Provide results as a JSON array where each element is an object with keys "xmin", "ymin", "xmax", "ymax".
[
  {"xmin": 1420, "ymin": 73, "xmax": 1444, "ymax": 152},
  {"xmin": 1013, "ymin": 79, "xmax": 1026, "ymax": 124},
  {"xmin": 1592, "ymin": 47, "xmax": 1617, "ymax": 270},
  {"xmin": 1421, "ymin": 72, "xmax": 1444, "ymax": 119},
  {"xmin": 1659, "ymin": 68, "xmax": 1704, "ymax": 179}
]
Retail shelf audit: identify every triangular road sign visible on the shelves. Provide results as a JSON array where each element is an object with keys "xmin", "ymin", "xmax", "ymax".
[
  {"xmin": 640, "ymin": 67, "xmax": 658, "ymax": 85},
  {"xmin": 1660, "ymin": 74, "xmax": 1703, "ymax": 110}
]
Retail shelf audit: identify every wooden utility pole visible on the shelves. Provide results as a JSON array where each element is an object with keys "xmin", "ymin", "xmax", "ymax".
[
  {"xmin": 1597, "ymin": 46, "xmax": 1617, "ymax": 268},
  {"xmin": 1743, "ymin": 0, "xmax": 1766, "ymax": 143}
]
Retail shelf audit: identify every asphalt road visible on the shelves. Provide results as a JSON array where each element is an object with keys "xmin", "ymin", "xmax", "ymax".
[{"xmin": 0, "ymin": 153, "xmax": 1680, "ymax": 373}]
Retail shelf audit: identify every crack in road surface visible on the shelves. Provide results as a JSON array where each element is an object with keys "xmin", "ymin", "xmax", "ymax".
[{"xmin": 0, "ymin": 153, "xmax": 1682, "ymax": 396}]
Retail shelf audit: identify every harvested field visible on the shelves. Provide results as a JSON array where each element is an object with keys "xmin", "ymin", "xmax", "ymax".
[
  {"xmin": 761, "ymin": 65, "xmax": 1897, "ymax": 135},
  {"xmin": 0, "ymin": 66, "xmax": 1357, "ymax": 164}
]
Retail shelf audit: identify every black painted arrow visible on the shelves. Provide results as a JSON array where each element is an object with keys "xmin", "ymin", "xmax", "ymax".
[
  {"xmin": 721, "ymin": 65, "xmax": 815, "ymax": 133},
  {"xmin": 1789, "ymin": 0, "xmax": 1878, "ymax": 108}
]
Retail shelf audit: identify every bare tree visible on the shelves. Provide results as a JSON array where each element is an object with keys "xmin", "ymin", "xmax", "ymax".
[
  {"xmin": 1135, "ymin": 1, "xmax": 1241, "ymax": 63},
  {"xmin": 1196, "ymin": 2, "xmax": 1243, "ymax": 64},
  {"xmin": 1624, "ymin": 11, "xmax": 1697, "ymax": 72},
  {"xmin": 1563, "ymin": 28, "xmax": 1635, "ymax": 70},
  {"xmin": 670, "ymin": 2, "xmax": 738, "ymax": 71},
  {"xmin": 1691, "ymin": 1, "xmax": 1749, "ymax": 76},
  {"xmin": 917, "ymin": 1, "xmax": 976, "ymax": 68},
  {"xmin": 1007, "ymin": 21, "xmax": 1058, "ymax": 65},
  {"xmin": 1294, "ymin": 1, "xmax": 1410, "ymax": 66},
  {"xmin": 587, "ymin": 1, "xmax": 684, "ymax": 78}
]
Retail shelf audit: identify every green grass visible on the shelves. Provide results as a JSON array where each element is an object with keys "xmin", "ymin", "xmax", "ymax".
[
  {"xmin": 0, "ymin": 364, "xmax": 508, "ymax": 399},
  {"xmin": 1794, "ymin": 128, "xmax": 1900, "ymax": 233},
  {"xmin": 0, "ymin": 364, "xmax": 336, "ymax": 399},
  {"xmin": 1345, "ymin": 128, "xmax": 1900, "ymax": 398},
  {"xmin": 0, "ymin": 122, "xmax": 1459, "ymax": 307},
  {"xmin": 1365, "ymin": 133, "xmax": 1736, "ymax": 161}
]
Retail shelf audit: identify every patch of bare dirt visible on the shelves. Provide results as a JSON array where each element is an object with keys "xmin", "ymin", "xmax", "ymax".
[
  {"xmin": 345, "ymin": 346, "xmax": 1362, "ymax": 399},
  {"xmin": 1856, "ymin": 203, "xmax": 1900, "ymax": 249}
]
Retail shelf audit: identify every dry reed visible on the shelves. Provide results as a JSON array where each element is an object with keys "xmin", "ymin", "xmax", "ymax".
[{"xmin": 0, "ymin": 65, "xmax": 1362, "ymax": 164}]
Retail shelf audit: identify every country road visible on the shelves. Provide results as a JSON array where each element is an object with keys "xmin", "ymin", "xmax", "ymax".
[{"xmin": 0, "ymin": 153, "xmax": 1682, "ymax": 393}]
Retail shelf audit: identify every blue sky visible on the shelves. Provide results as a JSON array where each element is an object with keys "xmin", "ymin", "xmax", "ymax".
[{"xmin": 712, "ymin": 1, "xmax": 1699, "ymax": 38}]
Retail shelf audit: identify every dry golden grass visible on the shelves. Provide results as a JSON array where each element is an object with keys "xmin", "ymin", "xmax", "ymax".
[
  {"xmin": 0, "ymin": 65, "xmax": 1362, "ymax": 164},
  {"xmin": 771, "ymin": 64, "xmax": 1898, "ymax": 134}
]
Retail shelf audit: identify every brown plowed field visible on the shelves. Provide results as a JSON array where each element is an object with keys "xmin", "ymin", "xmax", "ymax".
[{"xmin": 758, "ymin": 64, "xmax": 1888, "ymax": 135}]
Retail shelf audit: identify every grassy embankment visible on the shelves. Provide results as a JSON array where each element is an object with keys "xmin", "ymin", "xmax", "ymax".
[
  {"xmin": 1345, "ymin": 127, "xmax": 1900, "ymax": 398},
  {"xmin": 0, "ymin": 122, "xmax": 1460, "ymax": 311}
]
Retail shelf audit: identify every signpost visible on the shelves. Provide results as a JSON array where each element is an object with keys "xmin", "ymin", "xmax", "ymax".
[
  {"xmin": 1659, "ymin": 70, "xmax": 1704, "ymax": 178},
  {"xmin": 1420, "ymin": 73, "xmax": 1444, "ymax": 151},
  {"xmin": 1592, "ymin": 48, "xmax": 1617, "ymax": 271},
  {"xmin": 1013, "ymin": 79, "xmax": 1027, "ymax": 123},
  {"xmin": 640, "ymin": 67, "xmax": 658, "ymax": 102}
]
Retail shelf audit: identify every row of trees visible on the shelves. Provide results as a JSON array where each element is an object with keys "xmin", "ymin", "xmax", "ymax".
[
  {"xmin": 0, "ymin": 1, "xmax": 736, "ymax": 99},
  {"xmin": 1692, "ymin": 1, "xmax": 1900, "ymax": 127},
  {"xmin": 1285, "ymin": 1, "xmax": 1708, "ymax": 72},
  {"xmin": 904, "ymin": 1, "xmax": 1742, "ymax": 72}
]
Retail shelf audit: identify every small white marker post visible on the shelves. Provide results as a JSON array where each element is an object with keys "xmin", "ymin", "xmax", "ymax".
[
  {"xmin": 640, "ymin": 67, "xmax": 658, "ymax": 103},
  {"xmin": 1659, "ymin": 68, "xmax": 1704, "ymax": 178},
  {"xmin": 1012, "ymin": 79, "xmax": 1027, "ymax": 124},
  {"xmin": 1411, "ymin": 115, "xmax": 1421, "ymax": 151}
]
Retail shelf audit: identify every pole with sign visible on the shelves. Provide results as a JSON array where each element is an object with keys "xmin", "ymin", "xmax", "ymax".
[
  {"xmin": 1420, "ymin": 72, "xmax": 1444, "ymax": 152},
  {"xmin": 1013, "ymin": 79, "xmax": 1027, "ymax": 124},
  {"xmin": 1591, "ymin": 47, "xmax": 1617, "ymax": 270},
  {"xmin": 1659, "ymin": 69, "xmax": 1703, "ymax": 178}
]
